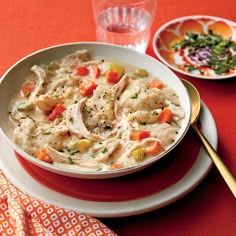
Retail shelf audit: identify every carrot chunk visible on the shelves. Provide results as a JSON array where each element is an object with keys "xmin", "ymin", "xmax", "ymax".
[
  {"xmin": 76, "ymin": 66, "xmax": 89, "ymax": 76},
  {"xmin": 130, "ymin": 130, "xmax": 150, "ymax": 141},
  {"xmin": 78, "ymin": 80, "xmax": 98, "ymax": 97},
  {"xmin": 147, "ymin": 79, "xmax": 164, "ymax": 89},
  {"xmin": 158, "ymin": 107, "xmax": 173, "ymax": 123},
  {"xmin": 48, "ymin": 104, "xmax": 66, "ymax": 121},
  {"xmin": 35, "ymin": 149, "xmax": 53, "ymax": 164},
  {"xmin": 106, "ymin": 70, "xmax": 120, "ymax": 83},
  {"xmin": 111, "ymin": 163, "xmax": 124, "ymax": 170},
  {"xmin": 145, "ymin": 141, "xmax": 163, "ymax": 155}
]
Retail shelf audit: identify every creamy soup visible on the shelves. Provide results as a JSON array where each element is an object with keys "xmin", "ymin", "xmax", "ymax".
[{"xmin": 8, "ymin": 49, "xmax": 185, "ymax": 172}]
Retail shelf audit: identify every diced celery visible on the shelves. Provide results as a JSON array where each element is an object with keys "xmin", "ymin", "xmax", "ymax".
[
  {"xmin": 46, "ymin": 62, "xmax": 60, "ymax": 76},
  {"xmin": 134, "ymin": 69, "xmax": 149, "ymax": 77},
  {"xmin": 109, "ymin": 63, "xmax": 125, "ymax": 77},
  {"xmin": 47, "ymin": 62, "xmax": 60, "ymax": 70},
  {"xmin": 69, "ymin": 139, "xmax": 93, "ymax": 153},
  {"xmin": 130, "ymin": 148, "xmax": 146, "ymax": 162}
]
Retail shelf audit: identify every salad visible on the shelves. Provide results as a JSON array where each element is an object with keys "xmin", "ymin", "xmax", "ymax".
[{"xmin": 172, "ymin": 30, "xmax": 236, "ymax": 76}]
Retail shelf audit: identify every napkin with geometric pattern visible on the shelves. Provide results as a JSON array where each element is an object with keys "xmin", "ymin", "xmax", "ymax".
[{"xmin": 0, "ymin": 170, "xmax": 117, "ymax": 236}]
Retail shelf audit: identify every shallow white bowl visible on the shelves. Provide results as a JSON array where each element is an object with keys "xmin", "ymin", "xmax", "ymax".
[{"xmin": 0, "ymin": 42, "xmax": 191, "ymax": 179}]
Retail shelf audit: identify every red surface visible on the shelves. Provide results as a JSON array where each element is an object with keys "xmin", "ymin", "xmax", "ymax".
[
  {"xmin": 0, "ymin": 0, "xmax": 236, "ymax": 235},
  {"xmin": 16, "ymin": 129, "xmax": 200, "ymax": 202}
]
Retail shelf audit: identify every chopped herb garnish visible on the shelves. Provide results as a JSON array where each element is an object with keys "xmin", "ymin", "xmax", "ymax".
[
  {"xmin": 172, "ymin": 39, "xmax": 188, "ymax": 51},
  {"xmin": 151, "ymin": 110, "xmax": 157, "ymax": 116},
  {"xmin": 28, "ymin": 116, "xmax": 35, "ymax": 122},
  {"xmin": 84, "ymin": 121, "xmax": 90, "ymax": 129},
  {"xmin": 83, "ymin": 107, "xmax": 93, "ymax": 113},
  {"xmin": 131, "ymin": 93, "xmax": 138, "ymax": 99},
  {"xmin": 25, "ymin": 91, "xmax": 31, "ymax": 97},
  {"xmin": 68, "ymin": 156, "xmax": 74, "ymax": 164},
  {"xmin": 101, "ymin": 147, "xmax": 108, "ymax": 153},
  {"xmin": 51, "ymin": 94, "xmax": 60, "ymax": 98},
  {"xmin": 69, "ymin": 117, "xmax": 73, "ymax": 122},
  {"xmin": 139, "ymin": 121, "xmax": 147, "ymax": 125},
  {"xmin": 42, "ymin": 131, "xmax": 52, "ymax": 135},
  {"xmin": 103, "ymin": 125, "xmax": 113, "ymax": 130},
  {"xmin": 70, "ymin": 150, "xmax": 80, "ymax": 155},
  {"xmin": 184, "ymin": 65, "xmax": 202, "ymax": 73},
  {"xmin": 171, "ymin": 120, "xmax": 181, "ymax": 128}
]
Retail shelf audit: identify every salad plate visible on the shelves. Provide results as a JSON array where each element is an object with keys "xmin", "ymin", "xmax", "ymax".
[
  {"xmin": 0, "ymin": 101, "xmax": 217, "ymax": 218},
  {"xmin": 153, "ymin": 15, "xmax": 236, "ymax": 79}
]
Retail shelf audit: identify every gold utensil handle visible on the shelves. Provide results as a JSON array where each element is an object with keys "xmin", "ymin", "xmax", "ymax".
[{"xmin": 192, "ymin": 123, "xmax": 236, "ymax": 198}]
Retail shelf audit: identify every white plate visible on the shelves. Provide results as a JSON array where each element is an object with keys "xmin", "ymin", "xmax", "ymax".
[
  {"xmin": 0, "ymin": 101, "xmax": 217, "ymax": 218},
  {"xmin": 153, "ymin": 15, "xmax": 236, "ymax": 80}
]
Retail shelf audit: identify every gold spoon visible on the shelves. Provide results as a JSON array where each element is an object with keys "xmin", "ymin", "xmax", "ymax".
[{"xmin": 182, "ymin": 79, "xmax": 236, "ymax": 198}]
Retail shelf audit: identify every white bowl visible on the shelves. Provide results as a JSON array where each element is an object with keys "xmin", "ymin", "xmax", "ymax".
[{"xmin": 0, "ymin": 42, "xmax": 191, "ymax": 179}]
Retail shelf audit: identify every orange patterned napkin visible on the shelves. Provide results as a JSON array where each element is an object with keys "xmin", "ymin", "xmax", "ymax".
[{"xmin": 0, "ymin": 170, "xmax": 117, "ymax": 236}]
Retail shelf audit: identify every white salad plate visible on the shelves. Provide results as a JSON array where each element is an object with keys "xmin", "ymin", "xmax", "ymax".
[
  {"xmin": 153, "ymin": 15, "xmax": 236, "ymax": 80},
  {"xmin": 0, "ymin": 101, "xmax": 217, "ymax": 218}
]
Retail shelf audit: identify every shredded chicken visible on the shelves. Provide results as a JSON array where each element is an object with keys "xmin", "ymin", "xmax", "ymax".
[
  {"xmin": 34, "ymin": 94, "xmax": 61, "ymax": 112},
  {"xmin": 30, "ymin": 65, "xmax": 47, "ymax": 100},
  {"xmin": 66, "ymin": 99, "xmax": 101, "ymax": 141},
  {"xmin": 118, "ymin": 79, "xmax": 166, "ymax": 115}
]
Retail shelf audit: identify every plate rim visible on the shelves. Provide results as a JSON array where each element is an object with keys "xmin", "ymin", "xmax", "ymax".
[
  {"xmin": 0, "ymin": 101, "xmax": 217, "ymax": 218},
  {"xmin": 152, "ymin": 15, "xmax": 236, "ymax": 80}
]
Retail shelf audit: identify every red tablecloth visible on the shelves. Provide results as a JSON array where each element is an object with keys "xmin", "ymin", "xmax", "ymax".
[{"xmin": 0, "ymin": 0, "xmax": 235, "ymax": 235}]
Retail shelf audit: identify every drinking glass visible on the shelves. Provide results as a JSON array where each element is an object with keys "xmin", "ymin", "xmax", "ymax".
[{"xmin": 92, "ymin": 0, "xmax": 157, "ymax": 53}]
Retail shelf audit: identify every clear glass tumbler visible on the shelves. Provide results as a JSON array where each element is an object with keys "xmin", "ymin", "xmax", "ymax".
[{"xmin": 92, "ymin": 0, "xmax": 157, "ymax": 53}]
